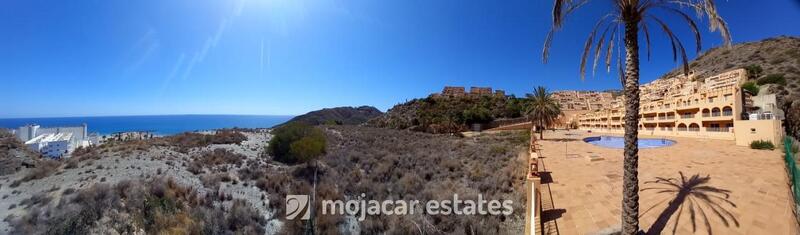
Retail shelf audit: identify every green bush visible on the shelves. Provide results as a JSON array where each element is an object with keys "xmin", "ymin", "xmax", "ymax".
[
  {"xmin": 744, "ymin": 64, "xmax": 763, "ymax": 79},
  {"xmin": 462, "ymin": 106, "xmax": 493, "ymax": 124},
  {"xmin": 741, "ymin": 82, "xmax": 760, "ymax": 95},
  {"xmin": 750, "ymin": 140, "xmax": 775, "ymax": 150},
  {"xmin": 757, "ymin": 74, "xmax": 787, "ymax": 86},
  {"xmin": 789, "ymin": 137, "xmax": 799, "ymax": 155},
  {"xmin": 268, "ymin": 122, "xmax": 326, "ymax": 164}
]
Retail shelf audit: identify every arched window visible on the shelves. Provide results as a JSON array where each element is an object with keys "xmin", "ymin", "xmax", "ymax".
[
  {"xmin": 678, "ymin": 123, "xmax": 688, "ymax": 131},
  {"xmin": 711, "ymin": 108, "xmax": 721, "ymax": 117},
  {"xmin": 722, "ymin": 106, "xmax": 733, "ymax": 116},
  {"xmin": 702, "ymin": 108, "xmax": 711, "ymax": 117},
  {"xmin": 689, "ymin": 123, "xmax": 700, "ymax": 131}
]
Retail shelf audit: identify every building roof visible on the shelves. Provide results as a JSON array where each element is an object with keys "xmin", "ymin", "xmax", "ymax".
[{"xmin": 25, "ymin": 133, "xmax": 72, "ymax": 144}]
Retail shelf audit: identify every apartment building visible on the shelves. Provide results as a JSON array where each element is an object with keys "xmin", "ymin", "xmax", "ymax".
[
  {"xmin": 432, "ymin": 86, "xmax": 506, "ymax": 98},
  {"xmin": 552, "ymin": 90, "xmax": 615, "ymax": 127},
  {"xmin": 577, "ymin": 68, "xmax": 783, "ymax": 146}
]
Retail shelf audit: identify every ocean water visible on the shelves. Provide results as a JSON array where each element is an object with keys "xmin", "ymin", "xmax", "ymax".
[{"xmin": 0, "ymin": 115, "xmax": 294, "ymax": 136}]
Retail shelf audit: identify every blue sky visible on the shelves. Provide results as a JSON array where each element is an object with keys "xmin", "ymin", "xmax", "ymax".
[{"xmin": 1, "ymin": 0, "xmax": 799, "ymax": 118}]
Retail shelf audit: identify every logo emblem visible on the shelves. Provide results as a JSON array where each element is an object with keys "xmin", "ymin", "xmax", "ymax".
[{"xmin": 286, "ymin": 195, "xmax": 310, "ymax": 220}]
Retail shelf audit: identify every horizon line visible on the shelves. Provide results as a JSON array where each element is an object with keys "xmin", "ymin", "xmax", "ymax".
[{"xmin": 0, "ymin": 113, "xmax": 298, "ymax": 120}]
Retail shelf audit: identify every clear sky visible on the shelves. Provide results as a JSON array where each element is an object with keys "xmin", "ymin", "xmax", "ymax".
[{"xmin": 2, "ymin": 0, "xmax": 799, "ymax": 118}]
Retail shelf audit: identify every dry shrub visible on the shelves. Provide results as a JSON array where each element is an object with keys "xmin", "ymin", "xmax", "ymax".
[
  {"xmin": 200, "ymin": 173, "xmax": 233, "ymax": 190},
  {"xmin": 8, "ymin": 177, "xmax": 265, "ymax": 234},
  {"xmin": 237, "ymin": 159, "xmax": 268, "ymax": 181},
  {"xmin": 265, "ymin": 126, "xmax": 526, "ymax": 233},
  {"xmin": 1, "ymin": 130, "xmax": 37, "ymax": 175},
  {"xmin": 64, "ymin": 147, "xmax": 102, "ymax": 169},
  {"xmin": 11, "ymin": 159, "xmax": 61, "ymax": 187},
  {"xmin": 189, "ymin": 149, "xmax": 245, "ymax": 175},
  {"xmin": 196, "ymin": 149, "xmax": 244, "ymax": 167},
  {"xmin": 164, "ymin": 131, "xmax": 247, "ymax": 153}
]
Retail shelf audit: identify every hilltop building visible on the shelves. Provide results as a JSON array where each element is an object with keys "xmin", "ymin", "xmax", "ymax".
[
  {"xmin": 575, "ymin": 68, "xmax": 784, "ymax": 146},
  {"xmin": 432, "ymin": 86, "xmax": 506, "ymax": 98},
  {"xmin": 12, "ymin": 124, "xmax": 95, "ymax": 158}
]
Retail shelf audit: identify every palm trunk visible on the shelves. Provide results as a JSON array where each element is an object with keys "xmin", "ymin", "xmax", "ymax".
[
  {"xmin": 539, "ymin": 122, "xmax": 544, "ymax": 140},
  {"xmin": 621, "ymin": 19, "xmax": 641, "ymax": 234}
]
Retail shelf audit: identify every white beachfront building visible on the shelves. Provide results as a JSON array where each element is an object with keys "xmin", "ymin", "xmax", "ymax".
[
  {"xmin": 25, "ymin": 133, "xmax": 73, "ymax": 158},
  {"xmin": 12, "ymin": 124, "xmax": 95, "ymax": 158}
]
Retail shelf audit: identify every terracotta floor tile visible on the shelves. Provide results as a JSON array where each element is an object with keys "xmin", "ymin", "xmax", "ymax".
[{"xmin": 535, "ymin": 130, "xmax": 798, "ymax": 235}]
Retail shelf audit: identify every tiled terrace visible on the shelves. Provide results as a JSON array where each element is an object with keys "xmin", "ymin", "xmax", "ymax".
[{"xmin": 535, "ymin": 130, "xmax": 797, "ymax": 234}]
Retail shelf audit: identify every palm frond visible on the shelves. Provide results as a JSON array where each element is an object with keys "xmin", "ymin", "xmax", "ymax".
[
  {"xmin": 543, "ymin": 29, "xmax": 556, "ymax": 63},
  {"xmin": 579, "ymin": 14, "xmax": 612, "ymax": 80},
  {"xmin": 605, "ymin": 25, "xmax": 618, "ymax": 73},
  {"xmin": 640, "ymin": 21, "xmax": 652, "ymax": 61},
  {"xmin": 649, "ymin": 15, "xmax": 690, "ymax": 75},
  {"xmin": 667, "ymin": 0, "xmax": 732, "ymax": 46},
  {"xmin": 553, "ymin": 0, "xmax": 591, "ymax": 29},
  {"xmin": 660, "ymin": 6, "xmax": 702, "ymax": 53},
  {"xmin": 593, "ymin": 22, "xmax": 615, "ymax": 76},
  {"xmin": 552, "ymin": 0, "xmax": 567, "ymax": 28}
]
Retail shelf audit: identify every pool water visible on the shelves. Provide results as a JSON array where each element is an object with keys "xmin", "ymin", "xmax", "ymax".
[{"xmin": 583, "ymin": 136, "xmax": 676, "ymax": 149}]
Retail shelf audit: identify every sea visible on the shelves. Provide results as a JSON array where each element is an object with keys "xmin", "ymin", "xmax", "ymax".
[{"xmin": 0, "ymin": 115, "xmax": 294, "ymax": 136}]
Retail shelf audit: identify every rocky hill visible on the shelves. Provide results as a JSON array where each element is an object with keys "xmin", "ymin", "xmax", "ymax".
[
  {"xmin": 0, "ymin": 129, "xmax": 37, "ymax": 176},
  {"xmin": 659, "ymin": 36, "xmax": 800, "ymax": 139},
  {"xmin": 276, "ymin": 106, "xmax": 382, "ymax": 127},
  {"xmin": 365, "ymin": 95, "xmax": 529, "ymax": 133}
]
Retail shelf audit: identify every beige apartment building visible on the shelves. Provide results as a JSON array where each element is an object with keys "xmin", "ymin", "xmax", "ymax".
[
  {"xmin": 552, "ymin": 90, "xmax": 615, "ymax": 127},
  {"xmin": 576, "ymin": 68, "xmax": 784, "ymax": 146}
]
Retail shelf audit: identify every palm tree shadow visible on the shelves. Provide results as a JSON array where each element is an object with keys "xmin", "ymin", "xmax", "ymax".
[{"xmin": 641, "ymin": 172, "xmax": 739, "ymax": 235}]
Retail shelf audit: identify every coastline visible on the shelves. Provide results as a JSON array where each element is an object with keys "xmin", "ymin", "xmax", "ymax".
[{"xmin": 0, "ymin": 114, "xmax": 294, "ymax": 136}]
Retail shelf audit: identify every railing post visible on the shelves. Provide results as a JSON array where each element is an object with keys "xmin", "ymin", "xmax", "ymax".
[{"xmin": 524, "ymin": 129, "xmax": 542, "ymax": 235}]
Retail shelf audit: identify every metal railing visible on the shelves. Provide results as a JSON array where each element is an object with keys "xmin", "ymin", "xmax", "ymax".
[
  {"xmin": 706, "ymin": 127, "xmax": 730, "ymax": 132},
  {"xmin": 782, "ymin": 137, "xmax": 800, "ymax": 225}
]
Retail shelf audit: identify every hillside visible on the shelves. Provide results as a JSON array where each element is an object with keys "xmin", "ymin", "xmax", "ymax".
[
  {"xmin": 0, "ymin": 129, "xmax": 37, "ymax": 176},
  {"xmin": 365, "ymin": 95, "xmax": 529, "ymax": 133},
  {"xmin": 0, "ymin": 125, "xmax": 527, "ymax": 234},
  {"xmin": 276, "ymin": 106, "xmax": 382, "ymax": 127},
  {"xmin": 659, "ymin": 36, "xmax": 800, "ymax": 139}
]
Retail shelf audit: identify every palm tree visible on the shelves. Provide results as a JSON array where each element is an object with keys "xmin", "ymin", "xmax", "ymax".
[
  {"xmin": 543, "ymin": 0, "xmax": 731, "ymax": 233},
  {"xmin": 526, "ymin": 86, "xmax": 562, "ymax": 140}
]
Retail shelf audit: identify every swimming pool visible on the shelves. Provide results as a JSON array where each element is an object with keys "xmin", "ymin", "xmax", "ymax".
[{"xmin": 583, "ymin": 136, "xmax": 676, "ymax": 149}]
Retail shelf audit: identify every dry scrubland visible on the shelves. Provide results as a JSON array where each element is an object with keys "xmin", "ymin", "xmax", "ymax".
[
  {"xmin": 0, "ymin": 126, "xmax": 529, "ymax": 234},
  {"xmin": 0, "ymin": 130, "xmax": 274, "ymax": 234},
  {"xmin": 279, "ymin": 126, "xmax": 529, "ymax": 234}
]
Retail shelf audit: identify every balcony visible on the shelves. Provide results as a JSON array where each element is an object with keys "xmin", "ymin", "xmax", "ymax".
[
  {"xmin": 688, "ymin": 127, "xmax": 700, "ymax": 132},
  {"xmin": 706, "ymin": 127, "xmax": 731, "ymax": 132},
  {"xmin": 681, "ymin": 114, "xmax": 695, "ymax": 119}
]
